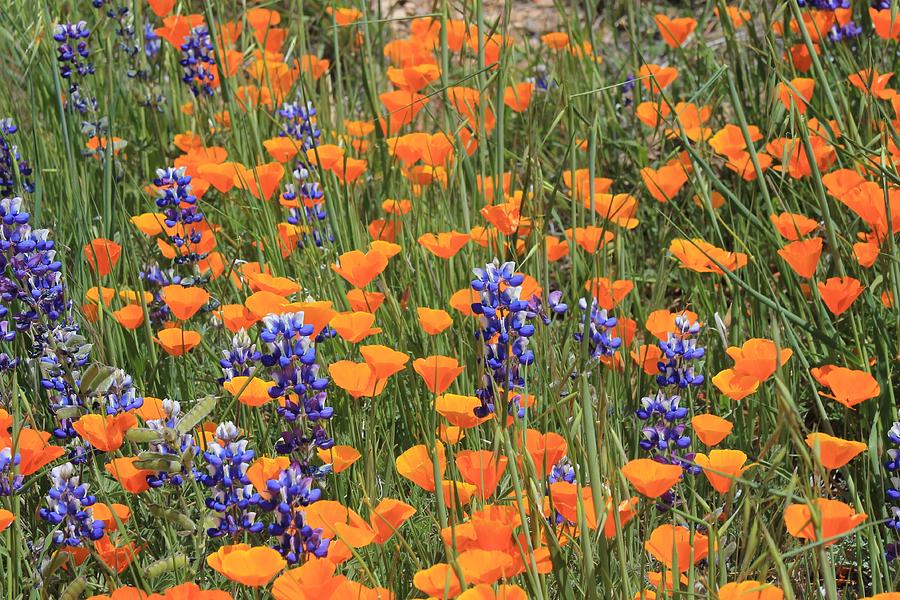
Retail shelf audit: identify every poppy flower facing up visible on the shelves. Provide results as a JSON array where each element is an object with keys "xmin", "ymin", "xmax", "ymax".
[
  {"xmin": 207, "ymin": 544, "xmax": 286, "ymax": 587},
  {"xmin": 621, "ymin": 458, "xmax": 683, "ymax": 498},
  {"xmin": 817, "ymin": 277, "xmax": 864, "ymax": 316},
  {"xmin": 694, "ymin": 449, "xmax": 752, "ymax": 494}
]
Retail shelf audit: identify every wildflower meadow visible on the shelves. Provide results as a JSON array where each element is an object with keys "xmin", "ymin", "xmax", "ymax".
[{"xmin": 0, "ymin": 0, "xmax": 899, "ymax": 598}]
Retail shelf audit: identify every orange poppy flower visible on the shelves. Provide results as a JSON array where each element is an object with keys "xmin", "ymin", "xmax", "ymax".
[
  {"xmin": 503, "ymin": 82, "xmax": 534, "ymax": 113},
  {"xmin": 329, "ymin": 361, "xmax": 386, "ymax": 399},
  {"xmin": 584, "ymin": 278, "xmax": 633, "ymax": 310},
  {"xmin": 458, "ymin": 584, "xmax": 528, "ymax": 600},
  {"xmin": 271, "ymin": 558, "xmax": 347, "ymax": 600},
  {"xmin": 654, "ymin": 15, "xmax": 697, "ymax": 47},
  {"xmin": 636, "ymin": 100, "xmax": 671, "ymax": 127},
  {"xmin": 10, "ymin": 427, "xmax": 65, "ymax": 475},
  {"xmin": 84, "ymin": 238, "xmax": 121, "ymax": 277},
  {"xmin": 817, "ymin": 277, "xmax": 864, "ymax": 316},
  {"xmin": 246, "ymin": 456, "xmax": 290, "ymax": 497},
  {"xmin": 417, "ymin": 307, "xmax": 453, "ymax": 335},
  {"xmin": 155, "ymin": 328, "xmax": 201, "ymax": 356},
  {"xmin": 161, "ymin": 284, "xmax": 210, "ymax": 321},
  {"xmin": 113, "ymin": 304, "xmax": 145, "ymax": 330},
  {"xmin": 233, "ymin": 162, "xmax": 284, "ymax": 201},
  {"xmin": 718, "ymin": 581, "xmax": 784, "ymax": 600},
  {"xmin": 545, "ymin": 235, "xmax": 569, "ymax": 262},
  {"xmin": 133, "ymin": 397, "xmax": 165, "ymax": 422},
  {"xmin": 708, "ymin": 124, "xmax": 762, "ymax": 160},
  {"xmin": 359, "ymin": 344, "xmax": 408, "ymax": 379},
  {"xmin": 148, "ymin": 0, "xmax": 175, "ymax": 17},
  {"xmin": 621, "ymin": 458, "xmax": 682, "ymax": 498},
  {"xmin": 105, "ymin": 457, "xmax": 153, "ymax": 494},
  {"xmin": 726, "ymin": 338, "xmax": 793, "ymax": 383},
  {"xmin": 549, "ymin": 481, "xmax": 599, "ymax": 530},
  {"xmin": 368, "ymin": 498, "xmax": 416, "ymax": 544},
  {"xmin": 639, "ymin": 63, "xmax": 679, "ymax": 92},
  {"xmin": 541, "ymin": 31, "xmax": 569, "ymax": 49},
  {"xmin": 645, "ymin": 309, "xmax": 700, "ymax": 340},
  {"xmin": 435, "ymin": 394, "xmax": 491, "ymax": 428},
  {"xmin": 330, "ymin": 311, "xmax": 382, "ymax": 343},
  {"xmin": 692, "ymin": 414, "xmax": 734, "ymax": 446},
  {"xmin": 316, "ymin": 445, "xmax": 361, "ymax": 474},
  {"xmin": 669, "ymin": 238, "xmax": 748, "ymax": 274},
  {"xmin": 848, "ymin": 68, "xmax": 896, "ymax": 100},
  {"xmin": 784, "ymin": 498, "xmax": 867, "ymax": 545},
  {"xmin": 778, "ymin": 238, "xmax": 822, "ymax": 279},
  {"xmin": 0, "ymin": 509, "xmax": 14, "ymax": 534},
  {"xmin": 806, "ymin": 432, "xmax": 866, "ymax": 470},
  {"xmin": 346, "ymin": 288, "xmax": 385, "ymax": 313},
  {"xmin": 566, "ymin": 226, "xmax": 616, "ymax": 254},
  {"xmin": 413, "ymin": 564, "xmax": 463, "ymax": 598},
  {"xmin": 778, "ymin": 78, "xmax": 815, "ymax": 114},
  {"xmin": 246, "ymin": 7, "xmax": 281, "ymax": 30},
  {"xmin": 449, "ymin": 288, "xmax": 480, "ymax": 316},
  {"xmin": 666, "ymin": 102, "xmax": 712, "ymax": 141},
  {"xmin": 631, "ymin": 344, "xmax": 663, "ymax": 375},
  {"xmin": 456, "ymin": 450, "xmax": 508, "ymax": 500},
  {"xmin": 155, "ymin": 14, "xmax": 205, "ymax": 47},
  {"xmin": 603, "ymin": 496, "xmax": 640, "ymax": 539},
  {"xmin": 223, "ymin": 376, "xmax": 273, "ymax": 407},
  {"xmin": 396, "ymin": 442, "xmax": 446, "ymax": 491},
  {"xmin": 379, "ymin": 90, "xmax": 429, "ymax": 132},
  {"xmin": 523, "ymin": 429, "xmax": 567, "ymax": 479},
  {"xmin": 73, "ymin": 412, "xmax": 137, "ymax": 452},
  {"xmin": 207, "ymin": 544, "xmax": 285, "ymax": 587},
  {"xmin": 262, "ymin": 137, "xmax": 300, "ymax": 163},
  {"xmin": 418, "ymin": 231, "xmax": 470, "ymax": 259},
  {"xmin": 712, "ymin": 368, "xmax": 760, "ymax": 401},
  {"xmin": 694, "ymin": 449, "xmax": 751, "ymax": 494},
  {"xmin": 331, "ymin": 249, "xmax": 389, "ymax": 289},
  {"xmin": 817, "ymin": 366, "xmax": 880, "ymax": 408},
  {"xmin": 387, "ymin": 64, "xmax": 441, "ymax": 93},
  {"xmin": 640, "ymin": 163, "xmax": 688, "ymax": 203},
  {"xmin": 645, "ymin": 524, "xmax": 709, "ymax": 573},
  {"xmin": 871, "ymin": 7, "xmax": 900, "ymax": 40},
  {"xmin": 413, "ymin": 355, "xmax": 464, "ymax": 394},
  {"xmin": 769, "ymin": 212, "xmax": 818, "ymax": 240}
]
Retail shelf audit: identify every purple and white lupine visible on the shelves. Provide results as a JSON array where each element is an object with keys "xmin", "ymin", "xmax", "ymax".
[
  {"xmin": 152, "ymin": 166, "xmax": 204, "ymax": 262},
  {"xmin": 0, "ymin": 448, "xmax": 23, "ymax": 496},
  {"xmin": 884, "ymin": 411, "xmax": 900, "ymax": 560},
  {"xmin": 255, "ymin": 462, "xmax": 330, "ymax": 564},
  {"xmin": 277, "ymin": 97, "xmax": 332, "ymax": 248},
  {"xmin": 636, "ymin": 313, "xmax": 705, "ymax": 505},
  {"xmin": 145, "ymin": 399, "xmax": 198, "ymax": 487},
  {"xmin": 53, "ymin": 21, "xmax": 97, "ymax": 114},
  {"xmin": 199, "ymin": 421, "xmax": 263, "ymax": 537},
  {"xmin": 256, "ymin": 312, "xmax": 333, "ymax": 455},
  {"xmin": 219, "ymin": 329, "xmax": 262, "ymax": 381},
  {"xmin": 38, "ymin": 462, "xmax": 105, "ymax": 546},
  {"xmin": 0, "ymin": 119, "xmax": 34, "ymax": 196},
  {"xmin": 0, "ymin": 196, "xmax": 67, "ymax": 374},
  {"xmin": 180, "ymin": 26, "xmax": 216, "ymax": 97},
  {"xmin": 574, "ymin": 297, "xmax": 622, "ymax": 361},
  {"xmin": 470, "ymin": 259, "xmax": 542, "ymax": 419}
]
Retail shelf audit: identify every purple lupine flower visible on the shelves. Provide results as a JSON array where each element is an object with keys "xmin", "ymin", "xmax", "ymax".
[
  {"xmin": 38, "ymin": 462, "xmax": 105, "ymax": 546},
  {"xmin": 54, "ymin": 21, "xmax": 97, "ymax": 113},
  {"xmin": 0, "ymin": 448, "xmax": 23, "ymax": 496},
  {"xmin": 470, "ymin": 259, "xmax": 540, "ymax": 419},
  {"xmin": 199, "ymin": 421, "xmax": 264, "ymax": 537},
  {"xmin": 884, "ymin": 411, "xmax": 900, "ymax": 558},
  {"xmin": 180, "ymin": 26, "xmax": 216, "ymax": 97},
  {"xmin": 278, "ymin": 97, "xmax": 332, "ymax": 249},
  {"xmin": 145, "ymin": 399, "xmax": 198, "ymax": 487},
  {"xmin": 255, "ymin": 460, "xmax": 330, "ymax": 563},
  {"xmin": 657, "ymin": 314, "xmax": 705, "ymax": 388},
  {"xmin": 0, "ymin": 119, "xmax": 34, "ymax": 196},
  {"xmin": 219, "ymin": 329, "xmax": 262, "ymax": 381},
  {"xmin": 574, "ymin": 298, "xmax": 622, "ymax": 361}
]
